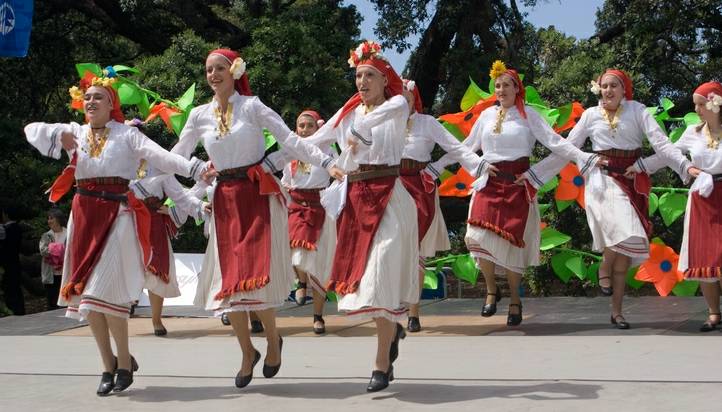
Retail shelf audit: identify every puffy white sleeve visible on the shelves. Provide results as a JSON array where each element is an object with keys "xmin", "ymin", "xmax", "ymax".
[
  {"xmin": 350, "ymin": 95, "xmax": 410, "ymax": 145},
  {"xmin": 170, "ymin": 108, "xmax": 202, "ymax": 160},
  {"xmin": 249, "ymin": 97, "xmax": 335, "ymax": 171},
  {"xmin": 162, "ymin": 177, "xmax": 204, "ymax": 226},
  {"xmin": 128, "ymin": 126, "xmax": 206, "ymax": 181},
  {"xmin": 637, "ymin": 126, "xmax": 695, "ymax": 178},
  {"xmin": 427, "ymin": 113, "xmax": 486, "ymax": 178},
  {"xmin": 304, "ymin": 109, "xmax": 344, "ymax": 148},
  {"xmin": 524, "ymin": 110, "xmax": 592, "ymax": 188},
  {"xmin": 425, "ymin": 117, "xmax": 484, "ymax": 178},
  {"xmin": 635, "ymin": 103, "xmax": 692, "ymax": 180},
  {"xmin": 24, "ymin": 122, "xmax": 83, "ymax": 160}
]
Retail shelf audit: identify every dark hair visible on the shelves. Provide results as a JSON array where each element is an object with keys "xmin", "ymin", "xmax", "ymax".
[{"xmin": 48, "ymin": 208, "xmax": 67, "ymax": 227}]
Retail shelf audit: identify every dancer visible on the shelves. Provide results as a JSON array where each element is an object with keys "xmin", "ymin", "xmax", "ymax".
[
  {"xmin": 24, "ymin": 73, "xmax": 209, "ymax": 395},
  {"xmin": 528, "ymin": 68, "xmax": 698, "ymax": 329},
  {"xmin": 400, "ymin": 79, "xmax": 484, "ymax": 332},
  {"xmin": 171, "ymin": 48, "xmax": 342, "ymax": 388},
  {"xmin": 303, "ymin": 40, "xmax": 418, "ymax": 392},
  {"xmin": 431, "ymin": 61, "xmax": 604, "ymax": 327}
]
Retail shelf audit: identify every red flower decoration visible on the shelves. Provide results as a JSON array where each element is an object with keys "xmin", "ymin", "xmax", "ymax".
[
  {"xmin": 555, "ymin": 163, "xmax": 585, "ymax": 208},
  {"xmin": 438, "ymin": 167, "xmax": 475, "ymax": 197},
  {"xmin": 635, "ymin": 243, "xmax": 684, "ymax": 296}
]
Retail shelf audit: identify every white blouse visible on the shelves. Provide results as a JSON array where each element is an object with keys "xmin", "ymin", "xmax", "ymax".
[
  {"xmin": 403, "ymin": 113, "xmax": 483, "ymax": 179},
  {"xmin": 271, "ymin": 145, "xmax": 336, "ymax": 190},
  {"xmin": 430, "ymin": 104, "xmax": 597, "ymax": 188},
  {"xmin": 24, "ymin": 120, "xmax": 205, "ymax": 181},
  {"xmin": 130, "ymin": 174, "xmax": 205, "ymax": 227},
  {"xmin": 171, "ymin": 92, "xmax": 334, "ymax": 171},
  {"xmin": 304, "ymin": 95, "xmax": 410, "ymax": 168},
  {"xmin": 529, "ymin": 100, "xmax": 691, "ymax": 184}
]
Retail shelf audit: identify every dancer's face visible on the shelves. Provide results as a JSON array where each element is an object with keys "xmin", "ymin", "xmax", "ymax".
[
  {"xmin": 600, "ymin": 74, "xmax": 624, "ymax": 110},
  {"xmin": 356, "ymin": 66, "xmax": 387, "ymax": 106},
  {"xmin": 494, "ymin": 74, "xmax": 519, "ymax": 109},
  {"xmin": 296, "ymin": 115, "xmax": 319, "ymax": 138},
  {"xmin": 205, "ymin": 54, "xmax": 234, "ymax": 96},
  {"xmin": 693, "ymin": 93, "xmax": 720, "ymax": 124},
  {"xmin": 83, "ymin": 86, "xmax": 113, "ymax": 125}
]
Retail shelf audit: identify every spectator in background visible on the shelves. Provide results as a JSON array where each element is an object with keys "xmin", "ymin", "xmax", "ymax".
[{"xmin": 39, "ymin": 208, "xmax": 67, "ymax": 310}]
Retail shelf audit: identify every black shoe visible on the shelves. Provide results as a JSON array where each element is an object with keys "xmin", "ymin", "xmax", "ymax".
[
  {"xmin": 481, "ymin": 292, "xmax": 501, "ymax": 317},
  {"xmin": 154, "ymin": 325, "xmax": 167, "ymax": 336},
  {"xmin": 250, "ymin": 319, "xmax": 264, "ymax": 333},
  {"xmin": 221, "ymin": 312, "xmax": 231, "ymax": 326},
  {"xmin": 407, "ymin": 316, "xmax": 421, "ymax": 333},
  {"xmin": 129, "ymin": 303, "xmax": 137, "ymax": 317},
  {"xmin": 96, "ymin": 372, "xmax": 115, "ymax": 396},
  {"xmin": 389, "ymin": 323, "xmax": 406, "ymax": 364},
  {"xmin": 599, "ymin": 276, "xmax": 613, "ymax": 296},
  {"xmin": 294, "ymin": 282, "xmax": 308, "ymax": 306},
  {"xmin": 235, "ymin": 349, "xmax": 261, "ymax": 388},
  {"xmin": 263, "ymin": 336, "xmax": 283, "ymax": 378},
  {"xmin": 366, "ymin": 369, "xmax": 390, "ymax": 392},
  {"xmin": 112, "ymin": 355, "xmax": 139, "ymax": 373},
  {"xmin": 611, "ymin": 314, "xmax": 630, "ymax": 330},
  {"xmin": 113, "ymin": 369, "xmax": 133, "ymax": 392},
  {"xmin": 507, "ymin": 303, "xmax": 523, "ymax": 326},
  {"xmin": 313, "ymin": 314, "xmax": 326, "ymax": 335},
  {"xmin": 700, "ymin": 312, "xmax": 721, "ymax": 332}
]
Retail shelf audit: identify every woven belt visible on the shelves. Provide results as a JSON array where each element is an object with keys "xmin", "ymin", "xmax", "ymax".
[
  {"xmin": 290, "ymin": 188, "xmax": 323, "ymax": 193},
  {"xmin": 76, "ymin": 176, "xmax": 130, "ymax": 186},
  {"xmin": 76, "ymin": 187, "xmax": 128, "ymax": 202},
  {"xmin": 491, "ymin": 171, "xmax": 518, "ymax": 182},
  {"xmin": 713, "ymin": 174, "xmax": 722, "ymax": 182},
  {"xmin": 347, "ymin": 164, "xmax": 400, "ymax": 182},
  {"xmin": 594, "ymin": 148, "xmax": 642, "ymax": 158},
  {"xmin": 143, "ymin": 196, "xmax": 164, "ymax": 211},
  {"xmin": 399, "ymin": 158, "xmax": 428, "ymax": 171},
  {"xmin": 216, "ymin": 163, "xmax": 257, "ymax": 182},
  {"xmin": 600, "ymin": 165, "xmax": 630, "ymax": 174}
]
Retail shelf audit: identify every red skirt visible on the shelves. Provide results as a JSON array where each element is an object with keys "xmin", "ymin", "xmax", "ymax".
[
  {"xmin": 399, "ymin": 171, "xmax": 435, "ymax": 243},
  {"xmin": 147, "ymin": 209, "xmax": 176, "ymax": 283},
  {"xmin": 468, "ymin": 158, "xmax": 535, "ymax": 248},
  {"xmin": 326, "ymin": 176, "xmax": 397, "ymax": 294},
  {"xmin": 685, "ymin": 180, "xmax": 722, "ymax": 279},
  {"xmin": 287, "ymin": 189, "xmax": 326, "ymax": 250}
]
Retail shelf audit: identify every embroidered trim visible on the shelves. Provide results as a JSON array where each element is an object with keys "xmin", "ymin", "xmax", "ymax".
[
  {"xmin": 685, "ymin": 266, "xmax": 722, "ymax": 279},
  {"xmin": 427, "ymin": 163, "xmax": 441, "ymax": 179},
  {"xmin": 321, "ymin": 156, "xmax": 333, "ymax": 169},
  {"xmin": 190, "ymin": 158, "xmax": 203, "ymax": 179},
  {"xmin": 467, "ymin": 219, "xmax": 525, "ymax": 248},
  {"xmin": 351, "ymin": 126, "xmax": 371, "ymax": 145},
  {"xmin": 49, "ymin": 128, "xmax": 59, "ymax": 157},
  {"xmin": 213, "ymin": 276, "xmax": 270, "ymax": 300},
  {"xmin": 290, "ymin": 239, "xmax": 318, "ymax": 251},
  {"xmin": 634, "ymin": 157, "xmax": 647, "ymax": 174},
  {"xmin": 526, "ymin": 167, "xmax": 544, "ymax": 187},
  {"xmin": 263, "ymin": 157, "xmax": 280, "ymax": 174},
  {"xmin": 579, "ymin": 154, "xmax": 598, "ymax": 176}
]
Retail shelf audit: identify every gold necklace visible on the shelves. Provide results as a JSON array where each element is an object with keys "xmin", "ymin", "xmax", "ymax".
[
  {"xmin": 297, "ymin": 161, "xmax": 312, "ymax": 174},
  {"xmin": 601, "ymin": 104, "xmax": 623, "ymax": 133},
  {"xmin": 86, "ymin": 127, "xmax": 109, "ymax": 158},
  {"xmin": 704, "ymin": 123, "xmax": 722, "ymax": 150},
  {"xmin": 493, "ymin": 107, "xmax": 507, "ymax": 134},
  {"xmin": 214, "ymin": 102, "xmax": 234, "ymax": 139},
  {"xmin": 136, "ymin": 159, "xmax": 148, "ymax": 179},
  {"xmin": 363, "ymin": 104, "xmax": 376, "ymax": 114}
]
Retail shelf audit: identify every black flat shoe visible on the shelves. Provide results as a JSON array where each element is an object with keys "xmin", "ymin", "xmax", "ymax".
[
  {"xmin": 611, "ymin": 314, "xmax": 630, "ymax": 330},
  {"xmin": 407, "ymin": 316, "xmax": 421, "ymax": 333},
  {"xmin": 250, "ymin": 319, "xmax": 264, "ymax": 333},
  {"xmin": 294, "ymin": 282, "xmax": 308, "ymax": 306},
  {"xmin": 113, "ymin": 369, "xmax": 133, "ymax": 392},
  {"xmin": 389, "ymin": 322, "xmax": 406, "ymax": 364},
  {"xmin": 154, "ymin": 325, "xmax": 167, "ymax": 336},
  {"xmin": 221, "ymin": 312, "xmax": 231, "ymax": 326},
  {"xmin": 481, "ymin": 292, "xmax": 501, "ymax": 317},
  {"xmin": 366, "ymin": 369, "xmax": 390, "ymax": 392},
  {"xmin": 235, "ymin": 349, "xmax": 261, "ymax": 388},
  {"xmin": 96, "ymin": 372, "xmax": 115, "ymax": 396},
  {"xmin": 599, "ymin": 275, "xmax": 613, "ymax": 296},
  {"xmin": 507, "ymin": 303, "xmax": 523, "ymax": 326},
  {"xmin": 113, "ymin": 355, "xmax": 139, "ymax": 373},
  {"xmin": 263, "ymin": 336, "xmax": 283, "ymax": 378},
  {"xmin": 700, "ymin": 312, "xmax": 721, "ymax": 332},
  {"xmin": 313, "ymin": 314, "xmax": 326, "ymax": 335}
]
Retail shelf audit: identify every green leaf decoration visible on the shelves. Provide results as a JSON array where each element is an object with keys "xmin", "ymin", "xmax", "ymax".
[
  {"xmin": 170, "ymin": 112, "xmax": 187, "ymax": 136},
  {"xmin": 565, "ymin": 255, "xmax": 587, "ymax": 280},
  {"xmin": 648, "ymin": 192, "xmax": 659, "ymax": 216},
  {"xmin": 137, "ymin": 92, "xmax": 151, "ymax": 118},
  {"xmin": 163, "ymin": 198, "xmax": 176, "ymax": 208},
  {"xmin": 528, "ymin": 103, "xmax": 559, "ymax": 127},
  {"xmin": 442, "ymin": 121, "xmax": 466, "ymax": 142},
  {"xmin": 660, "ymin": 97, "xmax": 675, "ymax": 112},
  {"xmin": 626, "ymin": 266, "xmax": 645, "ymax": 289},
  {"xmin": 117, "ymin": 81, "xmax": 142, "ymax": 105},
  {"xmin": 540, "ymin": 227, "xmax": 572, "ymax": 251},
  {"xmin": 683, "ymin": 112, "xmax": 701, "ymax": 127},
  {"xmin": 326, "ymin": 291, "xmax": 338, "ymax": 302},
  {"xmin": 671, "ymin": 280, "xmax": 699, "ymax": 296},
  {"xmin": 538, "ymin": 203, "xmax": 551, "ymax": 216},
  {"xmin": 537, "ymin": 175, "xmax": 559, "ymax": 194},
  {"xmin": 551, "ymin": 251, "xmax": 576, "ymax": 283},
  {"xmin": 423, "ymin": 269, "xmax": 439, "ymax": 290},
  {"xmin": 460, "ymin": 77, "xmax": 486, "ymax": 110},
  {"xmin": 439, "ymin": 169, "xmax": 454, "ymax": 182},
  {"xmin": 556, "ymin": 198, "xmax": 573, "ymax": 212},
  {"xmin": 263, "ymin": 129, "xmax": 277, "ymax": 150},
  {"xmin": 177, "ymin": 83, "xmax": 196, "ymax": 111},
  {"xmin": 451, "ymin": 254, "xmax": 479, "ymax": 285},
  {"xmin": 75, "ymin": 63, "xmax": 102, "ymax": 78},
  {"xmin": 112, "ymin": 65, "xmax": 139, "ymax": 74},
  {"xmin": 524, "ymin": 86, "xmax": 544, "ymax": 106},
  {"xmin": 658, "ymin": 192, "xmax": 687, "ymax": 226},
  {"xmin": 587, "ymin": 262, "xmax": 600, "ymax": 285},
  {"xmin": 555, "ymin": 103, "xmax": 573, "ymax": 129},
  {"xmin": 668, "ymin": 126, "xmax": 685, "ymax": 143}
]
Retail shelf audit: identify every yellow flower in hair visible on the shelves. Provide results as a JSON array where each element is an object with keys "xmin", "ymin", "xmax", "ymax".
[
  {"xmin": 489, "ymin": 60, "xmax": 507, "ymax": 80},
  {"xmin": 90, "ymin": 77, "xmax": 116, "ymax": 88},
  {"xmin": 68, "ymin": 86, "xmax": 84, "ymax": 101}
]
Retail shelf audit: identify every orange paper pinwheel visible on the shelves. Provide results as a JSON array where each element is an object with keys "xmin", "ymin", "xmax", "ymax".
[
  {"xmin": 439, "ymin": 95, "xmax": 497, "ymax": 137},
  {"xmin": 634, "ymin": 243, "xmax": 684, "ymax": 296},
  {"xmin": 438, "ymin": 167, "xmax": 475, "ymax": 197},
  {"xmin": 555, "ymin": 163, "xmax": 585, "ymax": 208},
  {"xmin": 145, "ymin": 102, "xmax": 181, "ymax": 131}
]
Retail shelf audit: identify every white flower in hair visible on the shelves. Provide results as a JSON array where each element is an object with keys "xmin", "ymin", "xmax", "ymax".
[
  {"xmin": 317, "ymin": 119, "xmax": 325, "ymax": 127},
  {"xmin": 590, "ymin": 80, "xmax": 601, "ymax": 95},
  {"xmin": 229, "ymin": 57, "xmax": 246, "ymax": 80},
  {"xmin": 354, "ymin": 44, "xmax": 365, "ymax": 61},
  {"xmin": 405, "ymin": 80, "xmax": 416, "ymax": 91}
]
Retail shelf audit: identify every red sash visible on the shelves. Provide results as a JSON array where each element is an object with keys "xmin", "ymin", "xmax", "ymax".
[
  {"xmin": 468, "ymin": 158, "xmax": 534, "ymax": 248},
  {"xmin": 685, "ymin": 181, "xmax": 722, "ymax": 279},
  {"xmin": 326, "ymin": 176, "xmax": 397, "ymax": 294},
  {"xmin": 147, "ymin": 211, "xmax": 176, "ymax": 283},
  {"xmin": 287, "ymin": 189, "xmax": 326, "ymax": 250},
  {"xmin": 603, "ymin": 155, "xmax": 652, "ymax": 237},
  {"xmin": 399, "ymin": 172, "xmax": 435, "ymax": 243}
]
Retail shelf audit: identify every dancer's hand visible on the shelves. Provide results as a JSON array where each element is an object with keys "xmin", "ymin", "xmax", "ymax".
[
  {"xmin": 623, "ymin": 165, "xmax": 636, "ymax": 179},
  {"xmin": 202, "ymin": 202, "xmax": 212, "ymax": 214},
  {"xmin": 156, "ymin": 206, "xmax": 170, "ymax": 215},
  {"xmin": 329, "ymin": 166, "xmax": 345, "ymax": 181},
  {"xmin": 60, "ymin": 131, "xmax": 77, "ymax": 150},
  {"xmin": 596, "ymin": 157, "xmax": 609, "ymax": 167},
  {"xmin": 200, "ymin": 163, "xmax": 218, "ymax": 185},
  {"xmin": 514, "ymin": 174, "xmax": 527, "ymax": 186},
  {"xmin": 346, "ymin": 137, "xmax": 358, "ymax": 155},
  {"xmin": 487, "ymin": 164, "xmax": 499, "ymax": 177},
  {"xmin": 687, "ymin": 166, "xmax": 702, "ymax": 178}
]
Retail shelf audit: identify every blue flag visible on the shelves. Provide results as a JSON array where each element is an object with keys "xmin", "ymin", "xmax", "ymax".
[{"xmin": 0, "ymin": 0, "xmax": 33, "ymax": 57}]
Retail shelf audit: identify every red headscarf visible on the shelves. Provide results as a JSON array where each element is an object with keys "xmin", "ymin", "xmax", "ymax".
[
  {"xmin": 599, "ymin": 69, "xmax": 634, "ymax": 100},
  {"xmin": 334, "ymin": 42, "xmax": 404, "ymax": 127},
  {"xmin": 498, "ymin": 69, "xmax": 527, "ymax": 119},
  {"xmin": 402, "ymin": 79, "xmax": 424, "ymax": 113},
  {"xmin": 77, "ymin": 72, "xmax": 125, "ymax": 123},
  {"xmin": 693, "ymin": 81, "xmax": 722, "ymax": 101},
  {"xmin": 298, "ymin": 109, "xmax": 325, "ymax": 127},
  {"xmin": 207, "ymin": 48, "xmax": 253, "ymax": 96}
]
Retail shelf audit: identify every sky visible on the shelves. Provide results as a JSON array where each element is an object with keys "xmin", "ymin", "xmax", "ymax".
[{"xmin": 344, "ymin": 0, "xmax": 606, "ymax": 72}]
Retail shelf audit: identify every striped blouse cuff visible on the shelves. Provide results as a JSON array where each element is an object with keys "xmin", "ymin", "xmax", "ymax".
[
  {"xmin": 350, "ymin": 125, "xmax": 372, "ymax": 146},
  {"xmin": 579, "ymin": 154, "xmax": 599, "ymax": 176}
]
